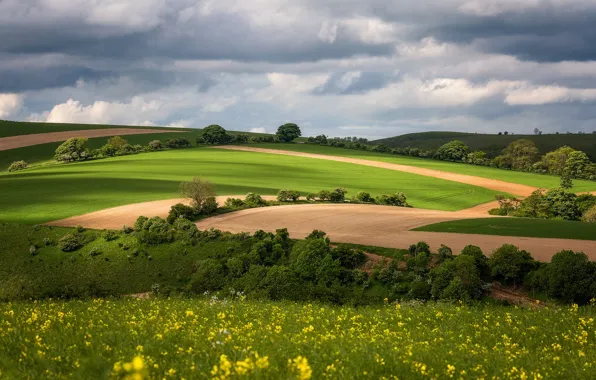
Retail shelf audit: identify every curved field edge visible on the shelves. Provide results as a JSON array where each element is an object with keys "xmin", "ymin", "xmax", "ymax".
[
  {"xmin": 413, "ymin": 218, "xmax": 596, "ymax": 241},
  {"xmin": 1, "ymin": 298, "xmax": 595, "ymax": 379},
  {"xmin": 0, "ymin": 148, "xmax": 502, "ymax": 224},
  {"xmin": 250, "ymin": 143, "xmax": 596, "ymax": 193}
]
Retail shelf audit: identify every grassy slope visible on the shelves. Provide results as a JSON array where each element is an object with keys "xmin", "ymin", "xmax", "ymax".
[
  {"xmin": 2, "ymin": 298, "xmax": 595, "ymax": 379},
  {"xmin": 413, "ymin": 218, "xmax": 596, "ymax": 241},
  {"xmin": 255, "ymin": 144, "xmax": 596, "ymax": 193},
  {"xmin": 0, "ymin": 148, "xmax": 500, "ymax": 224},
  {"xmin": 0, "ymin": 120, "xmax": 176, "ymax": 138},
  {"xmin": 373, "ymin": 131, "xmax": 596, "ymax": 159}
]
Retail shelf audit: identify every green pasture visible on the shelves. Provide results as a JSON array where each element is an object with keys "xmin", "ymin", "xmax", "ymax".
[
  {"xmin": 0, "ymin": 148, "xmax": 500, "ymax": 224},
  {"xmin": 413, "ymin": 217, "xmax": 596, "ymax": 241},
  {"xmin": 256, "ymin": 144, "xmax": 596, "ymax": 193},
  {"xmin": 0, "ymin": 120, "xmax": 175, "ymax": 138}
]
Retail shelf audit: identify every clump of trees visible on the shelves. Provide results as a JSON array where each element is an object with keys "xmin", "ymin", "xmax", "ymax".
[
  {"xmin": 180, "ymin": 177, "xmax": 218, "ymax": 215},
  {"xmin": 165, "ymin": 138, "xmax": 192, "ymax": 149},
  {"xmin": 55, "ymin": 137, "xmax": 91, "ymax": 162},
  {"xmin": 276, "ymin": 123, "xmax": 302, "ymax": 142}
]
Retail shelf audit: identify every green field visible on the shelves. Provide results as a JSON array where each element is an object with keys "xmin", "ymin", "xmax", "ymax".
[
  {"xmin": 0, "ymin": 148, "xmax": 501, "ymax": 224},
  {"xmin": 374, "ymin": 131, "xmax": 596, "ymax": 159},
  {"xmin": 414, "ymin": 217, "xmax": 596, "ymax": 240},
  {"xmin": 1, "ymin": 298, "xmax": 594, "ymax": 379},
  {"xmin": 255, "ymin": 143, "xmax": 596, "ymax": 193}
]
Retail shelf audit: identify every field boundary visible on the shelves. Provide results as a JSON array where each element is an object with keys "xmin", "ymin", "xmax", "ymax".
[
  {"xmin": 0, "ymin": 128, "xmax": 185, "ymax": 151},
  {"xmin": 214, "ymin": 146, "xmax": 538, "ymax": 196}
]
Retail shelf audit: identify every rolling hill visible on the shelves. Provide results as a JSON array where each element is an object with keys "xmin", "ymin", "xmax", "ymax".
[{"xmin": 373, "ymin": 131, "xmax": 596, "ymax": 159}]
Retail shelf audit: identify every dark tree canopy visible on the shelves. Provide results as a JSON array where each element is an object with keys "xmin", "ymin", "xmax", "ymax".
[
  {"xmin": 202, "ymin": 125, "xmax": 229, "ymax": 144},
  {"xmin": 276, "ymin": 123, "xmax": 302, "ymax": 142},
  {"xmin": 434, "ymin": 140, "xmax": 470, "ymax": 162}
]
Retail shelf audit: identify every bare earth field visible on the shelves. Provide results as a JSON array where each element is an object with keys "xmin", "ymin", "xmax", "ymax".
[
  {"xmin": 0, "ymin": 128, "xmax": 183, "ymax": 151},
  {"xmin": 215, "ymin": 146, "xmax": 538, "ymax": 196}
]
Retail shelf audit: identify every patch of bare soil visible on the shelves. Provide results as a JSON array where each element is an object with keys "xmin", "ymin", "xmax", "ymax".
[
  {"xmin": 0, "ymin": 128, "xmax": 184, "ymax": 151},
  {"xmin": 215, "ymin": 146, "xmax": 539, "ymax": 197},
  {"xmin": 489, "ymin": 283, "xmax": 545, "ymax": 308}
]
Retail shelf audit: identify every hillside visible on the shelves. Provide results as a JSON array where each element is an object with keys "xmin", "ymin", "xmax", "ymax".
[{"xmin": 374, "ymin": 131, "xmax": 596, "ymax": 159}]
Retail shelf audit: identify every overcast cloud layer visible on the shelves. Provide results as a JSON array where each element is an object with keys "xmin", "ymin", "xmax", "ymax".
[{"xmin": 1, "ymin": 0, "xmax": 596, "ymax": 138}]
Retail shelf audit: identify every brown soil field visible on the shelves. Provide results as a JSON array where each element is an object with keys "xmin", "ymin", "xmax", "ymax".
[
  {"xmin": 0, "ymin": 128, "xmax": 183, "ymax": 151},
  {"xmin": 215, "ymin": 146, "xmax": 538, "ymax": 197}
]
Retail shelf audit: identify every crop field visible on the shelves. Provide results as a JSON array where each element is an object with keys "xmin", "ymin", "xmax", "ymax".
[
  {"xmin": 254, "ymin": 143, "xmax": 596, "ymax": 193},
  {"xmin": 414, "ymin": 218, "xmax": 596, "ymax": 240},
  {"xmin": 0, "ymin": 148, "xmax": 501, "ymax": 224},
  {"xmin": 1, "ymin": 298, "xmax": 594, "ymax": 379}
]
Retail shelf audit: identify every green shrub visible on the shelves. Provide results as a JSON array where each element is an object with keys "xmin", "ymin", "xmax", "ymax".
[
  {"xmin": 89, "ymin": 247, "xmax": 102, "ymax": 257},
  {"xmin": 489, "ymin": 244, "xmax": 536, "ymax": 286},
  {"xmin": 488, "ymin": 208, "xmax": 508, "ymax": 216},
  {"xmin": 331, "ymin": 246, "xmax": 367, "ymax": 269},
  {"xmin": 245, "ymin": 193, "xmax": 267, "ymax": 206},
  {"xmin": 224, "ymin": 198, "xmax": 246, "ymax": 209},
  {"xmin": 59, "ymin": 234, "xmax": 82, "ymax": 252},
  {"xmin": 582, "ymin": 205, "xmax": 596, "ymax": 223},
  {"xmin": 277, "ymin": 189, "xmax": 300, "ymax": 202},
  {"xmin": 8, "ymin": 160, "xmax": 28, "ymax": 172},
  {"xmin": 408, "ymin": 241, "xmax": 430, "ymax": 256},
  {"xmin": 103, "ymin": 230, "xmax": 119, "ymax": 242},
  {"xmin": 202, "ymin": 125, "xmax": 230, "ymax": 144},
  {"xmin": 167, "ymin": 203, "xmax": 197, "ymax": 224},
  {"xmin": 376, "ymin": 192, "xmax": 409, "ymax": 207},
  {"xmin": 118, "ymin": 144, "xmax": 135, "ymax": 155},
  {"xmin": 307, "ymin": 230, "xmax": 327, "ymax": 240},
  {"xmin": 329, "ymin": 188, "xmax": 348, "ymax": 203},
  {"xmin": 306, "ymin": 193, "xmax": 317, "ymax": 202},
  {"xmin": 55, "ymin": 137, "xmax": 90, "ymax": 162},
  {"xmin": 134, "ymin": 216, "xmax": 148, "ymax": 231},
  {"xmin": 100, "ymin": 143, "xmax": 118, "ymax": 157},
  {"xmin": 190, "ymin": 259, "xmax": 227, "ymax": 292},
  {"xmin": 461, "ymin": 245, "xmax": 490, "ymax": 277},
  {"xmin": 318, "ymin": 190, "xmax": 331, "ymax": 201},
  {"xmin": 408, "ymin": 279, "xmax": 431, "ymax": 300},
  {"xmin": 136, "ymin": 217, "xmax": 175, "ymax": 245},
  {"xmin": 180, "ymin": 178, "xmax": 218, "ymax": 215},
  {"xmin": 354, "ymin": 191, "xmax": 374, "ymax": 203},
  {"xmin": 148, "ymin": 140, "xmax": 162, "ymax": 150},
  {"xmin": 165, "ymin": 138, "xmax": 192, "ymax": 149}
]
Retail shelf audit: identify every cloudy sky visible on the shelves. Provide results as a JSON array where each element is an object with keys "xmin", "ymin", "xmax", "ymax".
[{"xmin": 1, "ymin": 0, "xmax": 596, "ymax": 138}]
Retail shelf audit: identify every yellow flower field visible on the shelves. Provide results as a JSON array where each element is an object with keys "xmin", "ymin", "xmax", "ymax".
[{"xmin": 0, "ymin": 297, "xmax": 594, "ymax": 379}]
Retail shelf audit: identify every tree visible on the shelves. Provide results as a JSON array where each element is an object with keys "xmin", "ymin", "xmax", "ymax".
[
  {"xmin": 108, "ymin": 136, "xmax": 127, "ymax": 148},
  {"xmin": 582, "ymin": 205, "xmax": 596, "ymax": 223},
  {"xmin": 55, "ymin": 137, "xmax": 90, "ymax": 162},
  {"xmin": 148, "ymin": 140, "xmax": 162, "ymax": 150},
  {"xmin": 564, "ymin": 151, "xmax": 592, "ymax": 179},
  {"xmin": 494, "ymin": 139, "xmax": 539, "ymax": 171},
  {"xmin": 535, "ymin": 146, "xmax": 577, "ymax": 175},
  {"xmin": 534, "ymin": 128, "xmax": 540, "ymax": 135},
  {"xmin": 8, "ymin": 160, "xmax": 28, "ymax": 172},
  {"xmin": 489, "ymin": 244, "xmax": 535, "ymax": 286},
  {"xmin": 180, "ymin": 177, "xmax": 218, "ymax": 214},
  {"xmin": 433, "ymin": 140, "xmax": 470, "ymax": 161},
  {"xmin": 202, "ymin": 125, "xmax": 229, "ymax": 144},
  {"xmin": 276, "ymin": 123, "xmax": 301, "ymax": 142}
]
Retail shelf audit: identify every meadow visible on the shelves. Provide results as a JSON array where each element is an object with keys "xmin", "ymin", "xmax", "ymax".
[
  {"xmin": 414, "ymin": 218, "xmax": 596, "ymax": 240},
  {"xmin": 0, "ymin": 148, "xmax": 501, "ymax": 224},
  {"xmin": 1, "ymin": 297, "xmax": 594, "ymax": 379},
  {"xmin": 255, "ymin": 143, "xmax": 596, "ymax": 192}
]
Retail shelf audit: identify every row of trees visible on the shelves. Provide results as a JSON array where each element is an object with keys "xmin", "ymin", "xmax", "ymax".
[{"xmin": 196, "ymin": 123, "xmax": 302, "ymax": 145}]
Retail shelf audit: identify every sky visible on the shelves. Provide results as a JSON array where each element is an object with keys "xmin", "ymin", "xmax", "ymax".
[{"xmin": 1, "ymin": 0, "xmax": 596, "ymax": 139}]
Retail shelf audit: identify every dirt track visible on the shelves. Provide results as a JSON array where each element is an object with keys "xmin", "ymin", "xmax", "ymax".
[
  {"xmin": 0, "ymin": 128, "xmax": 184, "ymax": 151},
  {"xmin": 215, "ymin": 146, "xmax": 538, "ymax": 197},
  {"xmin": 195, "ymin": 203, "xmax": 596, "ymax": 261},
  {"xmin": 47, "ymin": 196, "xmax": 279, "ymax": 230}
]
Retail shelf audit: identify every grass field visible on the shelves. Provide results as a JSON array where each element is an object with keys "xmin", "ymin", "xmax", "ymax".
[
  {"xmin": 255, "ymin": 143, "xmax": 596, "ymax": 193},
  {"xmin": 374, "ymin": 131, "xmax": 596, "ymax": 159},
  {"xmin": 414, "ymin": 218, "xmax": 596, "ymax": 241},
  {"xmin": 1, "ymin": 298, "xmax": 594, "ymax": 379},
  {"xmin": 0, "ymin": 120, "xmax": 176, "ymax": 138},
  {"xmin": 0, "ymin": 148, "xmax": 501, "ymax": 224}
]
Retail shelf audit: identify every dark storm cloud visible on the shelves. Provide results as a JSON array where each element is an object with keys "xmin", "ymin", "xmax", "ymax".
[
  {"xmin": 312, "ymin": 72, "xmax": 396, "ymax": 95},
  {"xmin": 0, "ymin": 66, "xmax": 112, "ymax": 92}
]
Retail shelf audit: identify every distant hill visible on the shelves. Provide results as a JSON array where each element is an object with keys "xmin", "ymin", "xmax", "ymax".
[{"xmin": 373, "ymin": 131, "xmax": 596, "ymax": 160}]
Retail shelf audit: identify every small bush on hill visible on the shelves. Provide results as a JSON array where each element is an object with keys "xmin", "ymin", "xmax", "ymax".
[
  {"xmin": 59, "ymin": 234, "xmax": 82, "ymax": 252},
  {"xmin": 180, "ymin": 177, "xmax": 218, "ymax": 215},
  {"xmin": 118, "ymin": 144, "xmax": 135, "ymax": 155},
  {"xmin": 376, "ymin": 193, "xmax": 409, "ymax": 207},
  {"xmin": 318, "ymin": 190, "xmax": 331, "ymax": 201},
  {"xmin": 55, "ymin": 137, "xmax": 90, "ymax": 162},
  {"xmin": 277, "ymin": 189, "xmax": 301, "ymax": 202},
  {"xmin": 576, "ymin": 194, "xmax": 596, "ymax": 215},
  {"xmin": 306, "ymin": 193, "xmax": 317, "ymax": 201},
  {"xmin": 167, "ymin": 203, "xmax": 197, "ymax": 224},
  {"xmin": 148, "ymin": 140, "xmax": 162, "ymax": 150},
  {"xmin": 165, "ymin": 138, "xmax": 192, "ymax": 149},
  {"xmin": 245, "ymin": 193, "xmax": 267, "ymax": 206},
  {"xmin": 490, "ymin": 244, "xmax": 536, "ymax": 286},
  {"xmin": 276, "ymin": 123, "xmax": 301, "ymax": 142},
  {"xmin": 329, "ymin": 188, "xmax": 348, "ymax": 203},
  {"xmin": 434, "ymin": 140, "xmax": 470, "ymax": 162},
  {"xmin": 461, "ymin": 245, "xmax": 490, "ymax": 277},
  {"xmin": 224, "ymin": 198, "xmax": 245, "ymax": 209},
  {"xmin": 202, "ymin": 125, "xmax": 231, "ymax": 144},
  {"xmin": 8, "ymin": 160, "xmax": 27, "ymax": 172},
  {"xmin": 488, "ymin": 208, "xmax": 508, "ymax": 216},
  {"xmin": 136, "ymin": 216, "xmax": 175, "ymax": 245},
  {"xmin": 107, "ymin": 136, "xmax": 127, "ymax": 147},
  {"xmin": 100, "ymin": 144, "xmax": 118, "ymax": 157},
  {"xmin": 354, "ymin": 191, "xmax": 374, "ymax": 203},
  {"xmin": 581, "ymin": 205, "xmax": 596, "ymax": 223}
]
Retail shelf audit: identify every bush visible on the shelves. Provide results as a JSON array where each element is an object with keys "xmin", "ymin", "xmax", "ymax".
[
  {"xmin": 582, "ymin": 205, "xmax": 596, "ymax": 223},
  {"xmin": 148, "ymin": 140, "xmax": 162, "ymax": 150},
  {"xmin": 243, "ymin": 193, "xmax": 266, "ymax": 207},
  {"xmin": 375, "ymin": 193, "xmax": 409, "ymax": 207},
  {"xmin": 103, "ymin": 230, "xmax": 119, "ymax": 242},
  {"xmin": 167, "ymin": 203, "xmax": 197, "ymax": 224},
  {"xmin": 136, "ymin": 217, "xmax": 175, "ymax": 245},
  {"xmin": 307, "ymin": 230, "xmax": 327, "ymax": 240},
  {"xmin": 354, "ymin": 191, "xmax": 374, "ymax": 203},
  {"xmin": 165, "ymin": 138, "xmax": 192, "ymax": 149},
  {"xmin": 277, "ymin": 189, "xmax": 301, "ymax": 202},
  {"xmin": 189, "ymin": 259, "xmax": 227, "ymax": 292},
  {"xmin": 55, "ymin": 138, "xmax": 90, "ymax": 162},
  {"xmin": 489, "ymin": 244, "xmax": 536, "ymax": 286},
  {"xmin": 134, "ymin": 216, "xmax": 148, "ymax": 231},
  {"xmin": 317, "ymin": 190, "xmax": 331, "ymax": 201},
  {"xmin": 202, "ymin": 125, "xmax": 230, "ymax": 144},
  {"xmin": 434, "ymin": 140, "xmax": 470, "ymax": 162},
  {"xmin": 8, "ymin": 160, "xmax": 28, "ymax": 172},
  {"xmin": 576, "ymin": 194, "xmax": 596, "ymax": 214},
  {"xmin": 59, "ymin": 234, "xmax": 82, "ymax": 252},
  {"xmin": 488, "ymin": 208, "xmax": 508, "ymax": 216},
  {"xmin": 331, "ymin": 246, "xmax": 367, "ymax": 269},
  {"xmin": 108, "ymin": 136, "xmax": 127, "ymax": 147},
  {"xmin": 118, "ymin": 144, "xmax": 135, "ymax": 155},
  {"xmin": 180, "ymin": 177, "xmax": 218, "ymax": 215},
  {"xmin": 329, "ymin": 188, "xmax": 348, "ymax": 203},
  {"xmin": 306, "ymin": 193, "xmax": 317, "ymax": 201},
  {"xmin": 100, "ymin": 143, "xmax": 118, "ymax": 157},
  {"xmin": 89, "ymin": 247, "xmax": 102, "ymax": 257},
  {"xmin": 460, "ymin": 245, "xmax": 489, "ymax": 277},
  {"xmin": 224, "ymin": 198, "xmax": 246, "ymax": 209}
]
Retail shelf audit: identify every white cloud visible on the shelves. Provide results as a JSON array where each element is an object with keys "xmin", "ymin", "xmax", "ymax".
[
  {"xmin": 459, "ymin": 0, "xmax": 541, "ymax": 16},
  {"xmin": 250, "ymin": 127, "xmax": 267, "ymax": 133},
  {"xmin": 318, "ymin": 20, "xmax": 339, "ymax": 43},
  {"xmin": 0, "ymin": 93, "xmax": 24, "ymax": 118},
  {"xmin": 202, "ymin": 97, "xmax": 238, "ymax": 113},
  {"xmin": 505, "ymin": 85, "xmax": 596, "ymax": 105}
]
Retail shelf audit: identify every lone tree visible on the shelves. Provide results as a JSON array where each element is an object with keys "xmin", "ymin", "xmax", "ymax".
[
  {"xmin": 107, "ymin": 136, "xmax": 128, "ymax": 148},
  {"xmin": 202, "ymin": 125, "xmax": 229, "ymax": 144},
  {"xmin": 434, "ymin": 140, "xmax": 470, "ymax": 162},
  {"xmin": 180, "ymin": 177, "xmax": 218, "ymax": 214},
  {"xmin": 276, "ymin": 123, "xmax": 301, "ymax": 142}
]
